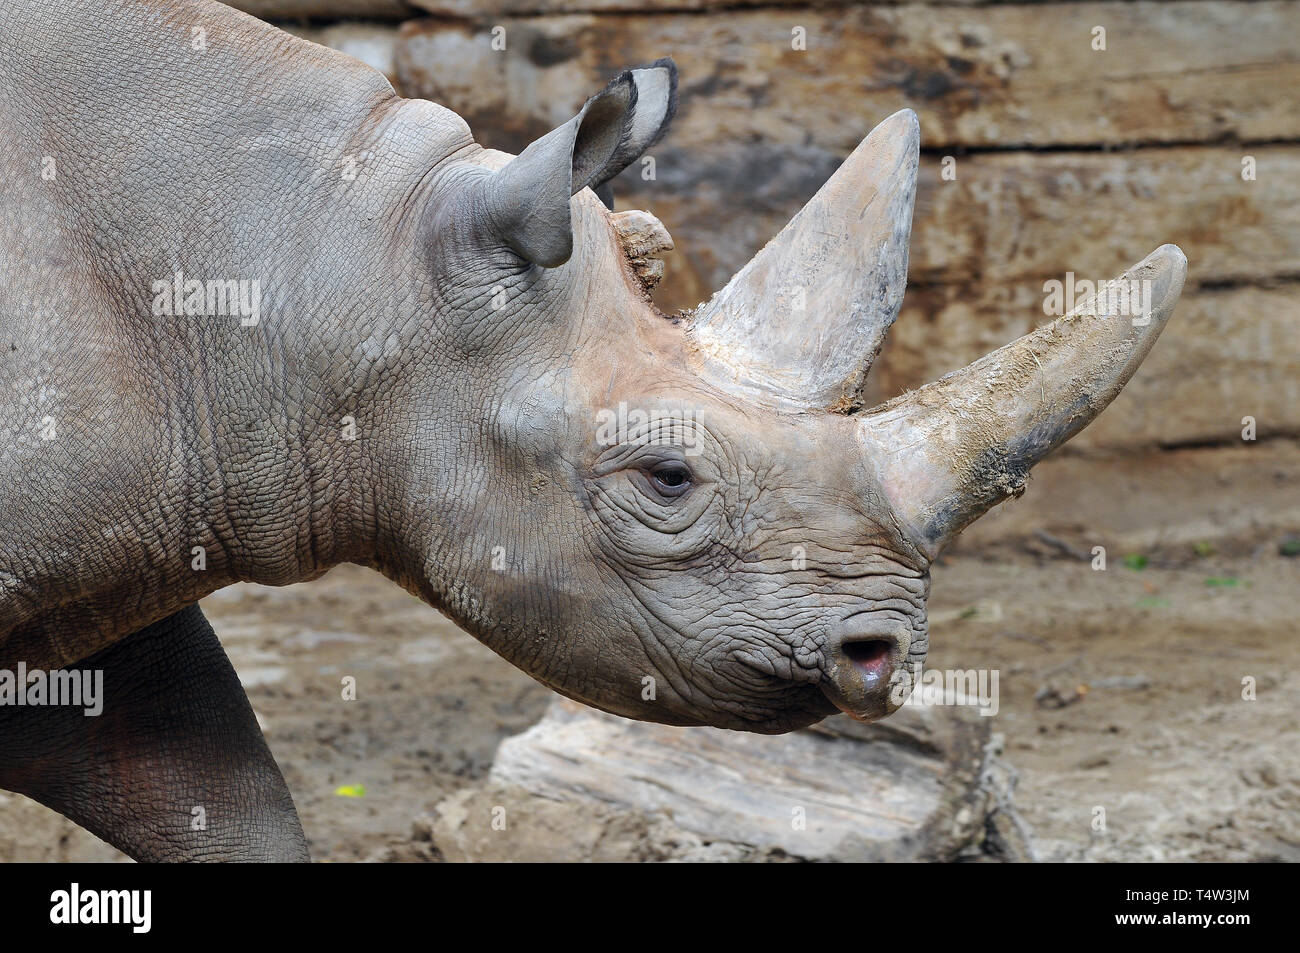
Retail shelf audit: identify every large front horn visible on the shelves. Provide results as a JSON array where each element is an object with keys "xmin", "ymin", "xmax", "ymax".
[
  {"xmin": 686, "ymin": 110, "xmax": 919, "ymax": 411},
  {"xmin": 859, "ymin": 244, "xmax": 1187, "ymax": 559}
]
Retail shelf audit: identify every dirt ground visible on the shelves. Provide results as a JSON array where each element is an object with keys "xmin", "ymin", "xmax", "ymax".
[{"xmin": 2, "ymin": 540, "xmax": 1296, "ymax": 862}]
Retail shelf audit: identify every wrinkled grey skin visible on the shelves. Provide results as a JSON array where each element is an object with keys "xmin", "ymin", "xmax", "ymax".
[{"xmin": 0, "ymin": 0, "xmax": 1183, "ymax": 861}]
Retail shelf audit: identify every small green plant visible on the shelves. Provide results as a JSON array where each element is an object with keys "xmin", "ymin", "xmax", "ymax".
[
  {"xmin": 1193, "ymin": 541, "xmax": 1215, "ymax": 558},
  {"xmin": 1122, "ymin": 553, "xmax": 1148, "ymax": 570}
]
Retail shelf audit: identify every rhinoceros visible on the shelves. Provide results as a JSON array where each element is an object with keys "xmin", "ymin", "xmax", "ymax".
[{"xmin": 0, "ymin": 0, "xmax": 1185, "ymax": 861}]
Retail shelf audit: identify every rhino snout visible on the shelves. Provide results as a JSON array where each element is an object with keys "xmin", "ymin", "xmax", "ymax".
[{"xmin": 820, "ymin": 619, "xmax": 915, "ymax": 723}]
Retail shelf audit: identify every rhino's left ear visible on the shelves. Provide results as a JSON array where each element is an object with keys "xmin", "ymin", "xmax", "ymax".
[
  {"xmin": 484, "ymin": 60, "xmax": 677, "ymax": 267},
  {"xmin": 593, "ymin": 59, "xmax": 677, "ymax": 193}
]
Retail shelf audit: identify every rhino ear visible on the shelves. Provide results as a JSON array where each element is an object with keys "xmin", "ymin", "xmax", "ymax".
[
  {"xmin": 484, "ymin": 60, "xmax": 677, "ymax": 267},
  {"xmin": 593, "ymin": 58, "xmax": 677, "ymax": 192}
]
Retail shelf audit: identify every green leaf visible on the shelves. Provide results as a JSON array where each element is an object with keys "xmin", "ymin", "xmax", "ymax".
[
  {"xmin": 1122, "ymin": 553, "xmax": 1148, "ymax": 570},
  {"xmin": 334, "ymin": 784, "xmax": 367, "ymax": 798}
]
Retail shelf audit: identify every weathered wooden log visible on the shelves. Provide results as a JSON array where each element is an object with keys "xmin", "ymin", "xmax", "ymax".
[
  {"xmin": 910, "ymin": 148, "xmax": 1300, "ymax": 291},
  {"xmin": 396, "ymin": 22, "xmax": 1298, "ymax": 301},
  {"xmin": 431, "ymin": 699, "xmax": 1033, "ymax": 862},
  {"xmin": 396, "ymin": 4, "xmax": 1300, "ymax": 155}
]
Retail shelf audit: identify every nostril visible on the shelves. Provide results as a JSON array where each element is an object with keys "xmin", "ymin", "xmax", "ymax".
[
  {"xmin": 823, "ymin": 627, "xmax": 912, "ymax": 721},
  {"xmin": 841, "ymin": 639, "xmax": 893, "ymax": 678}
]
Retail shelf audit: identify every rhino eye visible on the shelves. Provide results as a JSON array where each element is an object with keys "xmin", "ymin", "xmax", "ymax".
[{"xmin": 647, "ymin": 462, "xmax": 692, "ymax": 498}]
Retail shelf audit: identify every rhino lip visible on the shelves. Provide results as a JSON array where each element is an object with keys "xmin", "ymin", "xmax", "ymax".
[{"xmin": 820, "ymin": 627, "xmax": 912, "ymax": 723}]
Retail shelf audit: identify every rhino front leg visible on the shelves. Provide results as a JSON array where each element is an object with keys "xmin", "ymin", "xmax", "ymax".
[{"xmin": 0, "ymin": 604, "xmax": 309, "ymax": 862}]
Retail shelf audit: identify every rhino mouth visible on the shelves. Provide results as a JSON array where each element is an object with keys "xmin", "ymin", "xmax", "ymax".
[{"xmin": 820, "ymin": 628, "xmax": 916, "ymax": 723}]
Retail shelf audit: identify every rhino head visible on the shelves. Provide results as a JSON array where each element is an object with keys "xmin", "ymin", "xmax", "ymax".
[{"xmin": 373, "ymin": 61, "xmax": 1185, "ymax": 733}]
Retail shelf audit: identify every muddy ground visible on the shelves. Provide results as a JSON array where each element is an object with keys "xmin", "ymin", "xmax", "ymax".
[{"xmin": 2, "ymin": 538, "xmax": 1297, "ymax": 862}]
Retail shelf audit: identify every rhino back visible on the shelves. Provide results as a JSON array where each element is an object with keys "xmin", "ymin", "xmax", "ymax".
[{"xmin": 0, "ymin": 0, "xmax": 470, "ymax": 664}]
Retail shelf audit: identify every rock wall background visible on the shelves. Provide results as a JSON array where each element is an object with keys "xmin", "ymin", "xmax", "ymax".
[{"xmin": 241, "ymin": 0, "xmax": 1299, "ymax": 552}]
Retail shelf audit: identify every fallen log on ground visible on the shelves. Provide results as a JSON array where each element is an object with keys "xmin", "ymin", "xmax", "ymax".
[{"xmin": 429, "ymin": 698, "xmax": 1034, "ymax": 862}]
